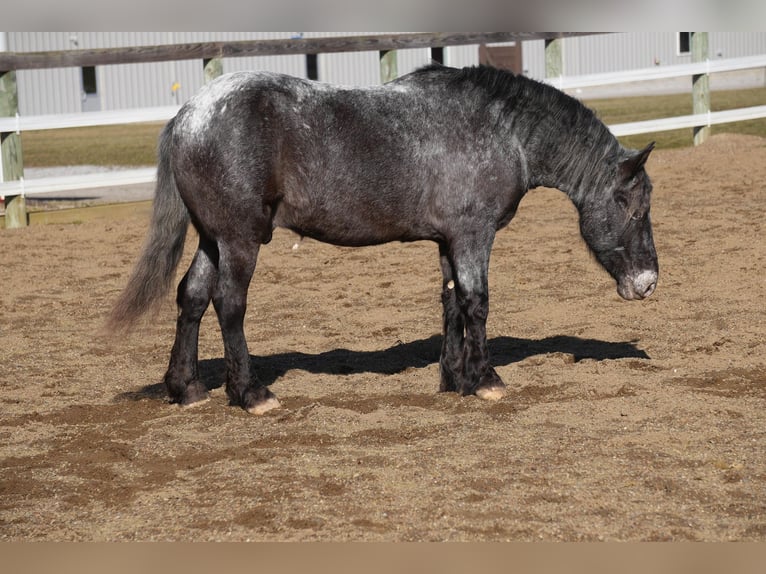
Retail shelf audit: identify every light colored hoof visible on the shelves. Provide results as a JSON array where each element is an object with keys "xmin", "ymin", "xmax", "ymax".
[
  {"xmin": 178, "ymin": 396, "xmax": 211, "ymax": 409},
  {"xmin": 247, "ymin": 397, "xmax": 282, "ymax": 415},
  {"xmin": 476, "ymin": 386, "xmax": 506, "ymax": 401}
]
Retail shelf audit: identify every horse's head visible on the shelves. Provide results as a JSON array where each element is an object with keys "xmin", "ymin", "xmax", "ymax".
[{"xmin": 579, "ymin": 142, "xmax": 658, "ymax": 300}]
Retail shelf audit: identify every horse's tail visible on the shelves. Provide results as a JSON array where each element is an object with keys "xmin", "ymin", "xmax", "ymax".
[{"xmin": 106, "ymin": 117, "xmax": 190, "ymax": 332}]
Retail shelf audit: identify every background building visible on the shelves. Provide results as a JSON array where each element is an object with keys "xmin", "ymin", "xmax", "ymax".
[{"xmin": 4, "ymin": 32, "xmax": 766, "ymax": 115}]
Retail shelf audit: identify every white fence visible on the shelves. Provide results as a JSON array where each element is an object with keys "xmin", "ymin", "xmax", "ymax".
[{"xmin": 2, "ymin": 53, "xmax": 766, "ymax": 198}]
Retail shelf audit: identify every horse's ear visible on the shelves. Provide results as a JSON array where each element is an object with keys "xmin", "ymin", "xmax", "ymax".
[{"xmin": 620, "ymin": 141, "xmax": 655, "ymax": 181}]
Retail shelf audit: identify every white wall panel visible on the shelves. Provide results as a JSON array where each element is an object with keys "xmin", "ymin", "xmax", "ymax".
[
  {"xmin": 15, "ymin": 68, "xmax": 80, "ymax": 115},
  {"xmin": 320, "ymin": 51, "xmax": 381, "ymax": 85},
  {"xmin": 395, "ymin": 48, "xmax": 433, "ymax": 77},
  {"xmin": 309, "ymin": 32, "xmax": 381, "ymax": 85},
  {"xmin": 446, "ymin": 45, "xmax": 480, "ymax": 69},
  {"xmin": 10, "ymin": 32, "xmax": 81, "ymax": 114}
]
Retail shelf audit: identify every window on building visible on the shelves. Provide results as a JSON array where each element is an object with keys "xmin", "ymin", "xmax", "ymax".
[
  {"xmin": 81, "ymin": 66, "xmax": 98, "ymax": 94},
  {"xmin": 431, "ymin": 47, "xmax": 444, "ymax": 65},
  {"xmin": 679, "ymin": 32, "xmax": 691, "ymax": 55},
  {"xmin": 306, "ymin": 54, "xmax": 318, "ymax": 80}
]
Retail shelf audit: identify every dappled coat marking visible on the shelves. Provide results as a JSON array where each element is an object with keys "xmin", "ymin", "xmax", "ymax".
[{"xmin": 109, "ymin": 65, "xmax": 658, "ymax": 414}]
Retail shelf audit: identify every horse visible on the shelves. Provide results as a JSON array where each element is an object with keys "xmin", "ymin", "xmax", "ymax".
[{"xmin": 108, "ymin": 64, "xmax": 658, "ymax": 415}]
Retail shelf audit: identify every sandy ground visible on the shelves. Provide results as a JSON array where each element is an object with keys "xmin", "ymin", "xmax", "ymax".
[{"xmin": 1, "ymin": 134, "xmax": 765, "ymax": 541}]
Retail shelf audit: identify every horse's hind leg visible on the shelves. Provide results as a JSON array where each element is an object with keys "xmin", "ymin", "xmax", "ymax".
[
  {"xmin": 164, "ymin": 237, "xmax": 218, "ymax": 406},
  {"xmin": 212, "ymin": 240, "xmax": 279, "ymax": 415}
]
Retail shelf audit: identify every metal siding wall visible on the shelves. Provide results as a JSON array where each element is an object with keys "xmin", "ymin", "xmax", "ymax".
[
  {"xmin": 531, "ymin": 32, "xmax": 766, "ymax": 78},
  {"xmin": 220, "ymin": 32, "xmax": 305, "ymax": 79},
  {"xmin": 559, "ymin": 33, "xmax": 665, "ymax": 76},
  {"xmin": 320, "ymin": 51, "xmax": 381, "ymax": 85},
  {"xmin": 395, "ymin": 48, "xmax": 432, "ymax": 77},
  {"xmin": 84, "ymin": 33, "xmax": 164, "ymax": 110},
  {"xmin": 100, "ymin": 61, "xmax": 173, "ymax": 109},
  {"xmin": 709, "ymin": 32, "xmax": 766, "ymax": 58},
  {"xmin": 224, "ymin": 55, "xmax": 305, "ymax": 77},
  {"xmin": 446, "ymin": 45, "xmax": 480, "ymax": 69},
  {"xmin": 308, "ymin": 32, "xmax": 380, "ymax": 86},
  {"xmin": 10, "ymin": 32, "xmax": 81, "ymax": 115},
  {"xmin": 166, "ymin": 60, "xmax": 204, "ymax": 107},
  {"xmin": 523, "ymin": 40, "xmax": 546, "ymax": 79},
  {"xmin": 526, "ymin": 34, "xmax": 683, "ymax": 79},
  {"xmin": 15, "ymin": 68, "xmax": 81, "ymax": 115}
]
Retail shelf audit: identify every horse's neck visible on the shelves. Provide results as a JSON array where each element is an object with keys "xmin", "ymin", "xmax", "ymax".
[{"xmin": 522, "ymin": 122, "xmax": 616, "ymax": 207}]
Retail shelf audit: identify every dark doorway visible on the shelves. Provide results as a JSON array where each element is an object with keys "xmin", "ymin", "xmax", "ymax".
[
  {"xmin": 80, "ymin": 66, "xmax": 101, "ymax": 111},
  {"xmin": 306, "ymin": 54, "xmax": 319, "ymax": 80}
]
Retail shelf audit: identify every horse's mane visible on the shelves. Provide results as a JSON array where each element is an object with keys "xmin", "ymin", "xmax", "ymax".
[
  {"xmin": 412, "ymin": 63, "xmax": 594, "ymax": 125},
  {"xmin": 409, "ymin": 64, "xmax": 623, "ymax": 199}
]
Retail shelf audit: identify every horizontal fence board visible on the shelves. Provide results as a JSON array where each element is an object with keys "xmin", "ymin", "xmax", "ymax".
[
  {"xmin": 0, "ymin": 168, "xmax": 156, "ymax": 196},
  {"xmin": 0, "ymin": 33, "xmax": 587, "ymax": 71},
  {"xmin": 543, "ymin": 54, "xmax": 766, "ymax": 90},
  {"xmin": 609, "ymin": 104, "xmax": 766, "ymax": 136},
  {"xmin": 0, "ymin": 106, "xmax": 179, "ymax": 132}
]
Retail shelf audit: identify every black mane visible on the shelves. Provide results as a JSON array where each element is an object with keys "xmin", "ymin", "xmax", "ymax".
[
  {"xmin": 412, "ymin": 63, "xmax": 582, "ymax": 117},
  {"xmin": 411, "ymin": 64, "xmax": 621, "ymax": 197}
]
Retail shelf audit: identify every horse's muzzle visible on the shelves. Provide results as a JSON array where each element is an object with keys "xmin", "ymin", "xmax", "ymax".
[{"xmin": 618, "ymin": 270, "xmax": 658, "ymax": 300}]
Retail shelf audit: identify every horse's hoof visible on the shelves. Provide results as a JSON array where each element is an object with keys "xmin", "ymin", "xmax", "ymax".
[
  {"xmin": 246, "ymin": 396, "xmax": 281, "ymax": 415},
  {"xmin": 476, "ymin": 386, "xmax": 506, "ymax": 401}
]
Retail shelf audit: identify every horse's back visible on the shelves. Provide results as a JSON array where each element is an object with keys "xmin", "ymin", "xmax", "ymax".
[{"xmin": 169, "ymin": 70, "xmax": 527, "ymax": 246}]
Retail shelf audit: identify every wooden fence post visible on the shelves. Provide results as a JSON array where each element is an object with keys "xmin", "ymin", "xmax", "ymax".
[
  {"xmin": 203, "ymin": 57, "xmax": 223, "ymax": 84},
  {"xmin": 691, "ymin": 32, "xmax": 710, "ymax": 146},
  {"xmin": 1, "ymin": 67, "xmax": 26, "ymax": 228},
  {"xmin": 545, "ymin": 38, "xmax": 563, "ymax": 80},
  {"xmin": 379, "ymin": 50, "xmax": 398, "ymax": 84}
]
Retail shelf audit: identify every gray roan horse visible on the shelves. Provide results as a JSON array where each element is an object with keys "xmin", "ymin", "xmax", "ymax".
[{"xmin": 108, "ymin": 64, "xmax": 658, "ymax": 415}]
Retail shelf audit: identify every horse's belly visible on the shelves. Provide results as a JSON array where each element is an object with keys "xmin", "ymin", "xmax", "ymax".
[{"xmin": 272, "ymin": 200, "xmax": 427, "ymax": 247}]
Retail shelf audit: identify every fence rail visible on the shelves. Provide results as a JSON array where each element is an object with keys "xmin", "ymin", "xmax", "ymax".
[
  {"xmin": 0, "ymin": 32, "xmax": 582, "ymax": 71},
  {"xmin": 544, "ymin": 54, "xmax": 766, "ymax": 90},
  {"xmin": 0, "ymin": 105, "xmax": 180, "ymax": 133},
  {"xmin": 609, "ymin": 104, "xmax": 766, "ymax": 137},
  {"xmin": 0, "ymin": 168, "xmax": 157, "ymax": 196}
]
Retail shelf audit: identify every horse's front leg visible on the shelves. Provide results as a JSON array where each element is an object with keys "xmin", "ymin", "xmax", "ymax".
[
  {"xmin": 448, "ymin": 232, "xmax": 506, "ymax": 401},
  {"xmin": 457, "ymin": 285, "xmax": 505, "ymax": 400}
]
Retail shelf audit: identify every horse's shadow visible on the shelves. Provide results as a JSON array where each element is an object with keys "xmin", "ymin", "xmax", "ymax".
[{"xmin": 117, "ymin": 334, "xmax": 649, "ymax": 401}]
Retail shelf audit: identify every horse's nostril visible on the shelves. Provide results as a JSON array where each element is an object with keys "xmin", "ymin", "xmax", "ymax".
[{"xmin": 634, "ymin": 270, "xmax": 658, "ymax": 299}]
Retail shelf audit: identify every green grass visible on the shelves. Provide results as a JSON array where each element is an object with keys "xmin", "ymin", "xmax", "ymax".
[
  {"xmin": 18, "ymin": 87, "xmax": 766, "ymax": 168},
  {"xmin": 21, "ymin": 122, "xmax": 165, "ymax": 168}
]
